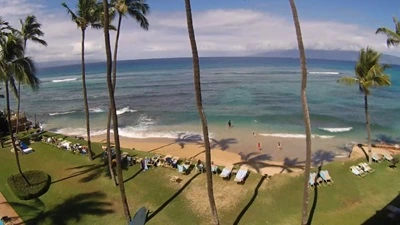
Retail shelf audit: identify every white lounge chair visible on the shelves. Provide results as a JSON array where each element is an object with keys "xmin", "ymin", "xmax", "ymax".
[
  {"xmin": 309, "ymin": 172, "xmax": 323, "ymax": 188},
  {"xmin": 384, "ymin": 153, "xmax": 394, "ymax": 161},
  {"xmin": 358, "ymin": 162, "xmax": 374, "ymax": 173},
  {"xmin": 219, "ymin": 165, "xmax": 233, "ymax": 180},
  {"xmin": 372, "ymin": 153, "xmax": 384, "ymax": 163},
  {"xmin": 319, "ymin": 170, "xmax": 334, "ymax": 185},
  {"xmin": 177, "ymin": 164, "xmax": 188, "ymax": 175},
  {"xmin": 234, "ymin": 167, "xmax": 248, "ymax": 183},
  {"xmin": 350, "ymin": 165, "xmax": 366, "ymax": 177}
]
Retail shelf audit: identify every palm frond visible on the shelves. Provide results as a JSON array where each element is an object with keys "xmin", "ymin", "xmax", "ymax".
[
  {"xmin": 62, "ymin": 2, "xmax": 80, "ymax": 27},
  {"xmin": 376, "ymin": 27, "xmax": 400, "ymax": 47},
  {"xmin": 337, "ymin": 76, "xmax": 358, "ymax": 85}
]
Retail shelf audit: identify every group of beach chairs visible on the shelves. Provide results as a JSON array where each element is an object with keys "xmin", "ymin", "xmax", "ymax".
[
  {"xmin": 309, "ymin": 170, "xmax": 334, "ymax": 188},
  {"xmin": 42, "ymin": 136, "xmax": 88, "ymax": 155},
  {"xmin": 372, "ymin": 152, "xmax": 394, "ymax": 163},
  {"xmin": 350, "ymin": 152, "xmax": 396, "ymax": 177},
  {"xmin": 219, "ymin": 165, "xmax": 249, "ymax": 184},
  {"xmin": 350, "ymin": 163, "xmax": 374, "ymax": 177}
]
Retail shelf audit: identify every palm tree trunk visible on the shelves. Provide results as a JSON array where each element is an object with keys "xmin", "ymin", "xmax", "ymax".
[
  {"xmin": 288, "ymin": 1, "xmax": 312, "ymax": 225},
  {"xmin": 105, "ymin": 13, "xmax": 123, "ymax": 185},
  {"xmin": 364, "ymin": 94, "xmax": 372, "ymax": 164},
  {"xmin": 16, "ymin": 41, "xmax": 27, "ymax": 135},
  {"xmin": 102, "ymin": 0, "xmax": 131, "ymax": 222},
  {"xmin": 81, "ymin": 29, "xmax": 93, "ymax": 160},
  {"xmin": 5, "ymin": 82, "xmax": 23, "ymax": 175},
  {"xmin": 106, "ymin": 110, "xmax": 116, "ymax": 185},
  {"xmin": 184, "ymin": 0, "xmax": 219, "ymax": 224},
  {"xmin": 16, "ymin": 82, "xmax": 21, "ymax": 134}
]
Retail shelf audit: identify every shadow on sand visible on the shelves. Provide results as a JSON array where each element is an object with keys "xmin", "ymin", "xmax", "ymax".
[{"xmin": 235, "ymin": 152, "xmax": 305, "ymax": 174}]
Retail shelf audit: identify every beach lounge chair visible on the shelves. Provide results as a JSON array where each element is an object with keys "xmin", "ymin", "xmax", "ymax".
[
  {"xmin": 358, "ymin": 162, "xmax": 374, "ymax": 173},
  {"xmin": 384, "ymin": 153, "xmax": 394, "ymax": 162},
  {"xmin": 308, "ymin": 172, "xmax": 323, "ymax": 188},
  {"xmin": 372, "ymin": 153, "xmax": 384, "ymax": 163},
  {"xmin": 350, "ymin": 165, "xmax": 366, "ymax": 177},
  {"xmin": 219, "ymin": 165, "xmax": 233, "ymax": 180},
  {"xmin": 319, "ymin": 170, "xmax": 334, "ymax": 185},
  {"xmin": 20, "ymin": 142, "xmax": 33, "ymax": 154},
  {"xmin": 177, "ymin": 164, "xmax": 188, "ymax": 175},
  {"xmin": 234, "ymin": 167, "xmax": 248, "ymax": 184}
]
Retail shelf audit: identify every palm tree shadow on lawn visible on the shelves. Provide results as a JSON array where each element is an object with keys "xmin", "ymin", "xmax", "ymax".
[
  {"xmin": 146, "ymin": 173, "xmax": 200, "ymax": 222},
  {"xmin": 233, "ymin": 175, "xmax": 267, "ymax": 225},
  {"xmin": 51, "ymin": 162, "xmax": 113, "ymax": 185},
  {"xmin": 20, "ymin": 191, "xmax": 114, "ymax": 225}
]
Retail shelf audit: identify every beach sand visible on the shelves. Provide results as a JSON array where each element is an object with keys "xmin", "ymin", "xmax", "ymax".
[{"xmin": 92, "ymin": 131, "xmax": 356, "ymax": 176}]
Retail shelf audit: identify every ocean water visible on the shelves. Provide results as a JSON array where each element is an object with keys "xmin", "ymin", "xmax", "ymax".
[{"xmin": 16, "ymin": 57, "xmax": 400, "ymax": 144}]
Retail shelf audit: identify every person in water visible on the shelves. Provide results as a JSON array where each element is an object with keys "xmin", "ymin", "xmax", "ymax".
[{"xmin": 228, "ymin": 120, "xmax": 232, "ymax": 127}]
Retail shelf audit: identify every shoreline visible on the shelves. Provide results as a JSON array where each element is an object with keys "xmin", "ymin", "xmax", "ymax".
[{"xmin": 91, "ymin": 133, "xmax": 361, "ymax": 176}]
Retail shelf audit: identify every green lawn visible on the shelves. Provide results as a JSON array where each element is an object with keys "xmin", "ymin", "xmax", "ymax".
[{"xmin": 0, "ymin": 133, "xmax": 399, "ymax": 225}]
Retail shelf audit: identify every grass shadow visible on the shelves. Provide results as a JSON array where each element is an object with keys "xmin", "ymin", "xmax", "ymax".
[
  {"xmin": 123, "ymin": 168, "xmax": 143, "ymax": 183},
  {"xmin": 146, "ymin": 173, "xmax": 200, "ymax": 222},
  {"xmin": 24, "ymin": 191, "xmax": 114, "ymax": 225},
  {"xmin": 233, "ymin": 175, "xmax": 266, "ymax": 225},
  {"xmin": 307, "ymin": 166, "xmax": 322, "ymax": 225},
  {"xmin": 51, "ymin": 163, "xmax": 107, "ymax": 185}
]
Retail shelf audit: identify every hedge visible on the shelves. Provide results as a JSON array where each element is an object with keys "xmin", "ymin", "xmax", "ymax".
[{"xmin": 7, "ymin": 170, "xmax": 51, "ymax": 200}]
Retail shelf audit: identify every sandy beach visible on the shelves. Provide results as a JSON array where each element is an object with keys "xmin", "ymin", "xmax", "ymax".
[{"xmin": 91, "ymin": 130, "xmax": 362, "ymax": 176}]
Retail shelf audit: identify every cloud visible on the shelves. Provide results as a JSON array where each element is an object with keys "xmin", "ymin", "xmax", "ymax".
[{"xmin": 1, "ymin": 3, "xmax": 399, "ymax": 62}]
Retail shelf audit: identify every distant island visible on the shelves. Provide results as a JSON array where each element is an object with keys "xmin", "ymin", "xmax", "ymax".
[{"xmin": 253, "ymin": 49, "xmax": 400, "ymax": 65}]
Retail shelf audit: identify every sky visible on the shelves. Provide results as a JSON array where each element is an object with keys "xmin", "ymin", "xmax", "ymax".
[{"xmin": 1, "ymin": 0, "xmax": 400, "ymax": 62}]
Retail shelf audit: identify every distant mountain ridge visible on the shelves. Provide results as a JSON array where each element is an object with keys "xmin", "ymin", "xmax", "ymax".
[{"xmin": 253, "ymin": 49, "xmax": 400, "ymax": 65}]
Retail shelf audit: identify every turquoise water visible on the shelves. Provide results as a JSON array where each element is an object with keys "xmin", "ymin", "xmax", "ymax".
[{"xmin": 16, "ymin": 57, "xmax": 400, "ymax": 142}]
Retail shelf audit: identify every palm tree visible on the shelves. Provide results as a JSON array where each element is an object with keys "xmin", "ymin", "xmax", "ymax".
[
  {"xmin": 184, "ymin": 0, "xmax": 219, "ymax": 224},
  {"xmin": 15, "ymin": 15, "xmax": 47, "ymax": 134},
  {"xmin": 288, "ymin": 1, "xmax": 312, "ymax": 224},
  {"xmin": 62, "ymin": 0, "xmax": 103, "ymax": 160},
  {"xmin": 0, "ymin": 32, "xmax": 39, "ymax": 177},
  {"xmin": 338, "ymin": 47, "xmax": 391, "ymax": 164},
  {"xmin": 376, "ymin": 16, "xmax": 400, "ymax": 47},
  {"xmin": 101, "ymin": 0, "xmax": 131, "ymax": 222},
  {"xmin": 105, "ymin": 0, "xmax": 149, "ymax": 185}
]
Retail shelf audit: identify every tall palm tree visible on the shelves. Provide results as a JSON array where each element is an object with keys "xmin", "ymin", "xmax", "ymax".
[
  {"xmin": 102, "ymin": 0, "xmax": 131, "ymax": 222},
  {"xmin": 338, "ymin": 47, "xmax": 391, "ymax": 164},
  {"xmin": 62, "ymin": 0, "xmax": 103, "ymax": 160},
  {"xmin": 0, "ymin": 32, "xmax": 39, "ymax": 177},
  {"xmin": 106, "ymin": 0, "xmax": 149, "ymax": 185},
  {"xmin": 15, "ymin": 15, "xmax": 47, "ymax": 134},
  {"xmin": 376, "ymin": 16, "xmax": 400, "ymax": 47},
  {"xmin": 288, "ymin": 1, "xmax": 312, "ymax": 224},
  {"xmin": 184, "ymin": 0, "xmax": 219, "ymax": 224}
]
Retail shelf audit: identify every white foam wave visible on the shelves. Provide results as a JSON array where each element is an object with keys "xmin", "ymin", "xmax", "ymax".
[
  {"xmin": 53, "ymin": 128, "xmax": 107, "ymax": 137},
  {"xmin": 308, "ymin": 71, "xmax": 340, "ymax": 75},
  {"xmin": 52, "ymin": 78, "xmax": 78, "ymax": 83},
  {"xmin": 53, "ymin": 126, "xmax": 206, "ymax": 140},
  {"xmin": 259, "ymin": 133, "xmax": 334, "ymax": 139},
  {"xmin": 116, "ymin": 106, "xmax": 137, "ymax": 115},
  {"xmin": 89, "ymin": 108, "xmax": 104, "ymax": 113},
  {"xmin": 49, "ymin": 110, "xmax": 76, "ymax": 116},
  {"xmin": 319, "ymin": 127, "xmax": 353, "ymax": 133}
]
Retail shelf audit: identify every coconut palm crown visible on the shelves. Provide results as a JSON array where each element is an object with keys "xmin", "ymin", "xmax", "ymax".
[{"xmin": 376, "ymin": 16, "xmax": 400, "ymax": 47}]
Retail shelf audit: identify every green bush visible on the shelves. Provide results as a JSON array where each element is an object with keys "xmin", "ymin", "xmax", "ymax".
[{"xmin": 7, "ymin": 170, "xmax": 51, "ymax": 200}]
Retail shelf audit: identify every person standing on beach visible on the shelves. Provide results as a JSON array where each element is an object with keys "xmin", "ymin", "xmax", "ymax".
[
  {"xmin": 228, "ymin": 120, "xmax": 232, "ymax": 127},
  {"xmin": 278, "ymin": 141, "xmax": 282, "ymax": 150}
]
